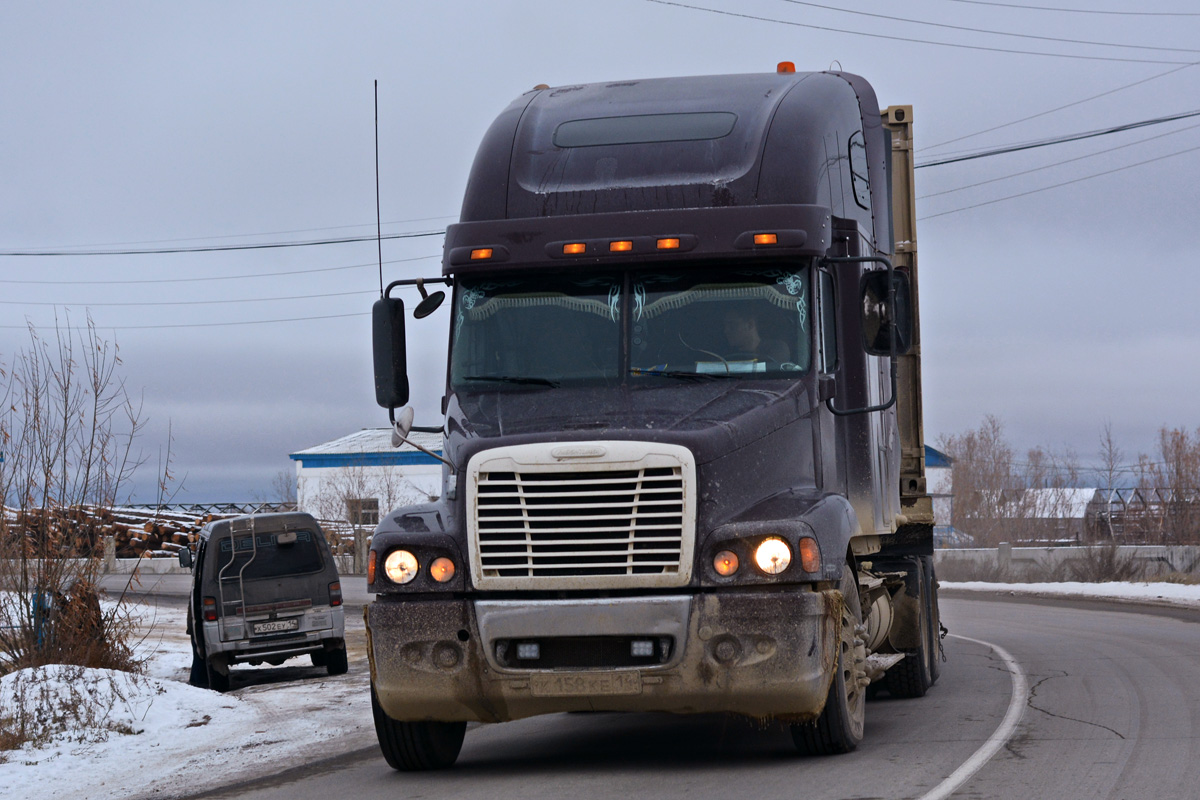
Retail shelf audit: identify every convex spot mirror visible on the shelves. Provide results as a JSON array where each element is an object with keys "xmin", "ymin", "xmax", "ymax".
[
  {"xmin": 413, "ymin": 278, "xmax": 446, "ymax": 319},
  {"xmin": 860, "ymin": 270, "xmax": 913, "ymax": 356}
]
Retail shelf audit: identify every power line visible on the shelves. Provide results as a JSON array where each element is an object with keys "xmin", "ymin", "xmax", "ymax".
[
  {"xmin": 919, "ymin": 119, "xmax": 1200, "ymax": 199},
  {"xmin": 944, "ymin": 0, "xmax": 1200, "ymax": 17},
  {"xmin": 921, "ymin": 63, "xmax": 1198, "ymax": 152},
  {"xmin": 0, "ymin": 312, "xmax": 372, "ymax": 332},
  {"xmin": 777, "ymin": 0, "xmax": 1200, "ymax": 54},
  {"xmin": 644, "ymin": 0, "xmax": 1195, "ymax": 64},
  {"xmin": 0, "ymin": 288, "xmax": 376, "ymax": 309},
  {"xmin": 915, "ymin": 108, "xmax": 1200, "ymax": 168},
  {"xmin": 0, "ymin": 254, "xmax": 439, "ymax": 285},
  {"xmin": 920, "ymin": 140, "xmax": 1200, "ymax": 219},
  {"xmin": 0, "ymin": 229, "xmax": 443, "ymax": 257},
  {"xmin": 8, "ymin": 214, "xmax": 458, "ymax": 251}
]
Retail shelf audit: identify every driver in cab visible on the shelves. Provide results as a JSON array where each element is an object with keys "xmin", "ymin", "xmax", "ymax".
[{"xmin": 722, "ymin": 306, "xmax": 789, "ymax": 363}]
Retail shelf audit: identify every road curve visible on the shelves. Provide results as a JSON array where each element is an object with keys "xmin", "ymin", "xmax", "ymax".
[{"xmin": 196, "ymin": 596, "xmax": 1200, "ymax": 800}]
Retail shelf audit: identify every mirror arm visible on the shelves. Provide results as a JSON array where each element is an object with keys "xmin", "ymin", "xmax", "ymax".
[
  {"xmin": 818, "ymin": 255, "xmax": 899, "ymax": 417},
  {"xmin": 384, "ymin": 276, "xmax": 451, "ymax": 299}
]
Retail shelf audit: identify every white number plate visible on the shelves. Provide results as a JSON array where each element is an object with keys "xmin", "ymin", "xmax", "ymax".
[
  {"xmin": 529, "ymin": 672, "xmax": 642, "ymax": 697},
  {"xmin": 252, "ymin": 618, "xmax": 299, "ymax": 635}
]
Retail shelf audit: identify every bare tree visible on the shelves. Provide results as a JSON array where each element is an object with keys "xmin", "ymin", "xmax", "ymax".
[
  {"xmin": 1139, "ymin": 426, "xmax": 1200, "ymax": 543},
  {"xmin": 0, "ymin": 318, "xmax": 150, "ymax": 675},
  {"xmin": 307, "ymin": 460, "xmax": 432, "ymax": 572},
  {"xmin": 938, "ymin": 415, "xmax": 1019, "ymax": 547}
]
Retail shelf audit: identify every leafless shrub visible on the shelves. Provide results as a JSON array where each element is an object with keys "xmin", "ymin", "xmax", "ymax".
[
  {"xmin": 1048, "ymin": 544, "xmax": 1145, "ymax": 583},
  {"xmin": 1, "ymin": 317, "xmax": 153, "ymax": 685}
]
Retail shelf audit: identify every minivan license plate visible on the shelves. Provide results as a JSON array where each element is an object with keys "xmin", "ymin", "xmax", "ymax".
[{"xmin": 252, "ymin": 618, "xmax": 299, "ymax": 635}]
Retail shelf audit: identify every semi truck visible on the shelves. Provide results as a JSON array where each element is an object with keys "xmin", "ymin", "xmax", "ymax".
[{"xmin": 366, "ymin": 64, "xmax": 939, "ymax": 770}]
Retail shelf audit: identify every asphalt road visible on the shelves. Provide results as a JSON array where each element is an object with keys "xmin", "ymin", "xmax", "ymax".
[{"xmin": 188, "ymin": 594, "xmax": 1200, "ymax": 800}]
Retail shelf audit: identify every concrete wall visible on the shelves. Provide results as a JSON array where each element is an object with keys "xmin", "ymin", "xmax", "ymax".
[{"xmin": 935, "ymin": 544, "xmax": 1200, "ymax": 581}]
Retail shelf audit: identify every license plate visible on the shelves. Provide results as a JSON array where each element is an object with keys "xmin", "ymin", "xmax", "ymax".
[
  {"xmin": 252, "ymin": 618, "xmax": 299, "ymax": 635},
  {"xmin": 529, "ymin": 671, "xmax": 642, "ymax": 697}
]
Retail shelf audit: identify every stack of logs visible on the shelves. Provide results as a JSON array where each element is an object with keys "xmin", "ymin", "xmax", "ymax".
[{"xmin": 2, "ymin": 505, "xmax": 357, "ymax": 559}]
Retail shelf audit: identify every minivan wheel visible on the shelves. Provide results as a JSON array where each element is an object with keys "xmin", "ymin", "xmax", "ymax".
[
  {"xmin": 371, "ymin": 688, "xmax": 465, "ymax": 770},
  {"xmin": 326, "ymin": 643, "xmax": 349, "ymax": 676},
  {"xmin": 207, "ymin": 656, "xmax": 231, "ymax": 693},
  {"xmin": 310, "ymin": 649, "xmax": 328, "ymax": 667},
  {"xmin": 188, "ymin": 651, "xmax": 209, "ymax": 688}
]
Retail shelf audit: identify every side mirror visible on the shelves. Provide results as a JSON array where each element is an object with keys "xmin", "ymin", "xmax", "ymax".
[
  {"xmin": 372, "ymin": 296, "xmax": 409, "ymax": 408},
  {"xmin": 860, "ymin": 270, "xmax": 913, "ymax": 356},
  {"xmin": 178, "ymin": 548, "xmax": 193, "ymax": 570}
]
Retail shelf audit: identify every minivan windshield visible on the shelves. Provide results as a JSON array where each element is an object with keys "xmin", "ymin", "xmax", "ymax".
[
  {"xmin": 449, "ymin": 266, "xmax": 811, "ymax": 389},
  {"xmin": 211, "ymin": 529, "xmax": 324, "ymax": 581}
]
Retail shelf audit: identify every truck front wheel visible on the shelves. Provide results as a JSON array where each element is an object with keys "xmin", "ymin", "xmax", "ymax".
[
  {"xmin": 792, "ymin": 566, "xmax": 866, "ymax": 755},
  {"xmin": 371, "ymin": 688, "xmax": 466, "ymax": 770}
]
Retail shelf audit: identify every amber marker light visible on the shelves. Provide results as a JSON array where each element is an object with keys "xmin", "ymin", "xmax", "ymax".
[
  {"xmin": 562, "ymin": 242, "xmax": 587, "ymax": 255},
  {"xmin": 430, "ymin": 557, "xmax": 456, "ymax": 583},
  {"xmin": 754, "ymin": 537, "xmax": 792, "ymax": 575},
  {"xmin": 657, "ymin": 238, "xmax": 680, "ymax": 250},
  {"xmin": 777, "ymin": 61, "xmax": 796, "ymax": 73},
  {"xmin": 609, "ymin": 240, "xmax": 633, "ymax": 252},
  {"xmin": 713, "ymin": 550, "xmax": 740, "ymax": 577},
  {"xmin": 798, "ymin": 538, "xmax": 821, "ymax": 573},
  {"xmin": 470, "ymin": 248, "xmax": 493, "ymax": 260},
  {"xmin": 367, "ymin": 551, "xmax": 377, "ymax": 584},
  {"xmin": 754, "ymin": 233, "xmax": 778, "ymax": 245}
]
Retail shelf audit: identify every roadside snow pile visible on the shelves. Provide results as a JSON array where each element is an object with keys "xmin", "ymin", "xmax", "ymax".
[
  {"xmin": 1, "ymin": 602, "xmax": 375, "ymax": 800},
  {"xmin": 942, "ymin": 580, "xmax": 1200, "ymax": 607},
  {"xmin": 0, "ymin": 663, "xmax": 249, "ymax": 755}
]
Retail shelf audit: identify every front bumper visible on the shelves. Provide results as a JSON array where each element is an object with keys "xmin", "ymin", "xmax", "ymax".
[{"xmin": 367, "ymin": 588, "xmax": 839, "ymax": 723}]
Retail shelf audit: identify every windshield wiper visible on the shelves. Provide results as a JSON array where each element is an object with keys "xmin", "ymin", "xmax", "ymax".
[
  {"xmin": 461, "ymin": 375, "xmax": 560, "ymax": 388},
  {"xmin": 629, "ymin": 368, "xmax": 724, "ymax": 381}
]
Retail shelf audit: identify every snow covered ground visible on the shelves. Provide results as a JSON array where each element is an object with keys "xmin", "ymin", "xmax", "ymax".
[
  {"xmin": 941, "ymin": 579, "xmax": 1200, "ymax": 607},
  {"xmin": 1, "ymin": 601, "xmax": 375, "ymax": 800},
  {"xmin": 3, "ymin": 581, "xmax": 1199, "ymax": 800}
]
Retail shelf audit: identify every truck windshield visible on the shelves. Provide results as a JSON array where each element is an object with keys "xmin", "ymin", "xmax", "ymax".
[{"xmin": 449, "ymin": 266, "xmax": 810, "ymax": 389}]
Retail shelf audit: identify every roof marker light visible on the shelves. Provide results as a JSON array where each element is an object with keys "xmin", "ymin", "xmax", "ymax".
[
  {"xmin": 562, "ymin": 242, "xmax": 587, "ymax": 255},
  {"xmin": 754, "ymin": 233, "xmax": 778, "ymax": 245},
  {"xmin": 470, "ymin": 248, "xmax": 493, "ymax": 260},
  {"xmin": 657, "ymin": 238, "xmax": 680, "ymax": 250},
  {"xmin": 778, "ymin": 61, "xmax": 796, "ymax": 74},
  {"xmin": 609, "ymin": 240, "xmax": 633, "ymax": 252}
]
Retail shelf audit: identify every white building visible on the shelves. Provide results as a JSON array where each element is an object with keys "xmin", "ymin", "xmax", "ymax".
[{"xmin": 290, "ymin": 429, "xmax": 444, "ymax": 526}]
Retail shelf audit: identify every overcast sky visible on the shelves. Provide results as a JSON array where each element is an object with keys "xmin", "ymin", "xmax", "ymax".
[{"xmin": 3, "ymin": 1, "xmax": 1198, "ymax": 502}]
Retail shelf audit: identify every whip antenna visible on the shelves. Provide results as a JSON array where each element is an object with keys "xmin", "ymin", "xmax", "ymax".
[{"xmin": 375, "ymin": 79, "xmax": 383, "ymax": 294}]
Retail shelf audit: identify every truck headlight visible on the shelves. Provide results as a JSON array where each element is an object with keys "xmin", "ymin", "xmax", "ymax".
[
  {"xmin": 384, "ymin": 550, "xmax": 419, "ymax": 584},
  {"xmin": 753, "ymin": 537, "xmax": 792, "ymax": 575}
]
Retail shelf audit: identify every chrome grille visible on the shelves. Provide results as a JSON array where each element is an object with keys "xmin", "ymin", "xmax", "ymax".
[{"xmin": 468, "ymin": 444, "xmax": 695, "ymax": 589}]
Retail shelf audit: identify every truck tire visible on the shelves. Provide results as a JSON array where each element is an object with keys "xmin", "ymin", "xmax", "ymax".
[
  {"xmin": 325, "ymin": 642, "xmax": 349, "ymax": 676},
  {"xmin": 372, "ymin": 688, "xmax": 466, "ymax": 770},
  {"xmin": 926, "ymin": 557, "xmax": 942, "ymax": 684},
  {"xmin": 885, "ymin": 557, "xmax": 934, "ymax": 698},
  {"xmin": 310, "ymin": 649, "xmax": 328, "ymax": 667},
  {"xmin": 792, "ymin": 566, "xmax": 866, "ymax": 755}
]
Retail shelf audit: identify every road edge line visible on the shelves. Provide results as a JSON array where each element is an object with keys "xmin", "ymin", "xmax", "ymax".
[{"xmin": 916, "ymin": 634, "xmax": 1028, "ymax": 800}]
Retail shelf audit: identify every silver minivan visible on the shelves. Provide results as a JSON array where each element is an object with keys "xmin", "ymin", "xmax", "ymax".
[{"xmin": 180, "ymin": 512, "xmax": 346, "ymax": 692}]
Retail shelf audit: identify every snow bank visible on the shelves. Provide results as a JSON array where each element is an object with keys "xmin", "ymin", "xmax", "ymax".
[
  {"xmin": 942, "ymin": 580, "xmax": 1200, "ymax": 607},
  {"xmin": 1, "ymin": 601, "xmax": 374, "ymax": 800}
]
